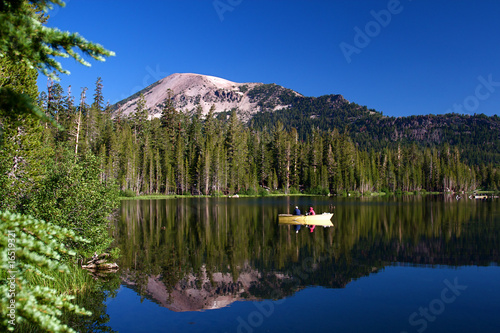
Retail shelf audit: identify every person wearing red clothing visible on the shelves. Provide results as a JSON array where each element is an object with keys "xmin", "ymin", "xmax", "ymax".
[{"xmin": 307, "ymin": 207, "xmax": 316, "ymax": 232}]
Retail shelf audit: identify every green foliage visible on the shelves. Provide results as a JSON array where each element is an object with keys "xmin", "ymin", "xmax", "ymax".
[
  {"xmin": 14, "ymin": 264, "xmax": 120, "ymax": 332},
  {"xmin": 0, "ymin": 53, "xmax": 53, "ymax": 211},
  {"xmin": 238, "ymin": 188, "xmax": 257, "ymax": 196},
  {"xmin": 0, "ymin": 1, "xmax": 119, "ymax": 332},
  {"xmin": 305, "ymin": 186, "xmax": 329, "ymax": 196},
  {"xmin": 27, "ymin": 150, "xmax": 118, "ymax": 257},
  {"xmin": 0, "ymin": 87, "xmax": 56, "ymax": 129},
  {"xmin": 119, "ymin": 189, "xmax": 136, "ymax": 198},
  {"xmin": 258, "ymin": 187, "xmax": 269, "ymax": 196},
  {"xmin": 0, "ymin": 211, "xmax": 91, "ymax": 332},
  {"xmin": 0, "ymin": 114, "xmax": 51, "ymax": 212},
  {"xmin": 0, "ymin": 0, "xmax": 115, "ymax": 79},
  {"xmin": 108, "ymin": 247, "xmax": 121, "ymax": 261},
  {"xmin": 239, "ymin": 84, "xmax": 249, "ymax": 93},
  {"xmin": 0, "ymin": 0, "xmax": 113, "ymax": 124},
  {"xmin": 247, "ymin": 83, "xmax": 297, "ymax": 110},
  {"xmin": 58, "ymin": 280, "xmax": 119, "ymax": 333},
  {"xmin": 21, "ymin": 264, "xmax": 93, "ymax": 295}
]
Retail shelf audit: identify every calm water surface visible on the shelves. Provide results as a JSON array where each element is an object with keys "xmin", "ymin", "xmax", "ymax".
[{"xmin": 101, "ymin": 196, "xmax": 499, "ymax": 333}]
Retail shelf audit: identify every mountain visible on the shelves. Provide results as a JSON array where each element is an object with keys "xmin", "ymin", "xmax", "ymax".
[
  {"xmin": 120, "ymin": 261, "xmax": 376, "ymax": 312},
  {"xmin": 120, "ymin": 264, "xmax": 264, "ymax": 312},
  {"xmin": 113, "ymin": 73, "xmax": 302, "ymax": 120},
  {"xmin": 113, "ymin": 73, "xmax": 500, "ymax": 164}
]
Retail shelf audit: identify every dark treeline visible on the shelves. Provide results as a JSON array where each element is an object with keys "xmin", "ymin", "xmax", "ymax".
[{"xmin": 39, "ymin": 79, "xmax": 500, "ymax": 196}]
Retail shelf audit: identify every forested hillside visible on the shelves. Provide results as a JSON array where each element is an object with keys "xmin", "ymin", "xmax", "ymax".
[
  {"xmin": 248, "ymin": 87, "xmax": 500, "ymax": 165},
  {"xmin": 37, "ymin": 79, "xmax": 500, "ymax": 195}
]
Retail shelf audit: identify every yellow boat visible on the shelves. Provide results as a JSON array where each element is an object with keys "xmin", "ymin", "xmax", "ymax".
[{"xmin": 278, "ymin": 213, "xmax": 334, "ymax": 227}]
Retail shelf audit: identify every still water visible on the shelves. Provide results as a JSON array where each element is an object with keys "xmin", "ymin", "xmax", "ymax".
[{"xmin": 102, "ymin": 196, "xmax": 499, "ymax": 333}]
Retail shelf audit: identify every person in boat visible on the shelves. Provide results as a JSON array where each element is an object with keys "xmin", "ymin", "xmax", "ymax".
[
  {"xmin": 307, "ymin": 207, "xmax": 316, "ymax": 233},
  {"xmin": 293, "ymin": 206, "xmax": 301, "ymax": 233}
]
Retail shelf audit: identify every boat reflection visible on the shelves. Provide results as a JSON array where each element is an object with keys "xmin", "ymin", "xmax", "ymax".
[{"xmin": 113, "ymin": 196, "xmax": 499, "ymax": 312}]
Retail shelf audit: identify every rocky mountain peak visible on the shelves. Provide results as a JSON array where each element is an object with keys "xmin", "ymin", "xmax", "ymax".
[{"xmin": 113, "ymin": 73, "xmax": 301, "ymax": 120}]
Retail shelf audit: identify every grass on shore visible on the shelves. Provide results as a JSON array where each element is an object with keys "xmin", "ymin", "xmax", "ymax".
[
  {"xmin": 0, "ymin": 263, "xmax": 95, "ymax": 295},
  {"xmin": 119, "ymin": 192, "xmax": 316, "ymax": 200},
  {"xmin": 119, "ymin": 189, "xmax": 499, "ymax": 201}
]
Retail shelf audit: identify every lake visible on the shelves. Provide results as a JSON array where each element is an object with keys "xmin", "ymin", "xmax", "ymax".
[{"xmin": 98, "ymin": 196, "xmax": 499, "ymax": 332}]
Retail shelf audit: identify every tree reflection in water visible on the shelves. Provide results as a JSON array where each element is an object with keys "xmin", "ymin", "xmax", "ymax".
[{"xmin": 113, "ymin": 196, "xmax": 499, "ymax": 311}]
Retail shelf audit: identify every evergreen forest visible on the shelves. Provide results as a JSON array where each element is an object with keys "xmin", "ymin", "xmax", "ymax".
[{"xmin": 37, "ymin": 78, "xmax": 500, "ymax": 197}]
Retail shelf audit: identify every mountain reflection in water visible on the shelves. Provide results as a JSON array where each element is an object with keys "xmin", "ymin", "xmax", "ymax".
[{"xmin": 113, "ymin": 196, "xmax": 499, "ymax": 312}]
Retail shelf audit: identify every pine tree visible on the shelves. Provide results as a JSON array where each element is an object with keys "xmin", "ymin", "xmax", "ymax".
[
  {"xmin": 272, "ymin": 122, "xmax": 291, "ymax": 192},
  {"xmin": 160, "ymin": 91, "xmax": 180, "ymax": 193},
  {"xmin": 187, "ymin": 105, "xmax": 203, "ymax": 194},
  {"xmin": 307, "ymin": 128, "xmax": 323, "ymax": 190},
  {"xmin": 132, "ymin": 93, "xmax": 148, "ymax": 141},
  {"xmin": 256, "ymin": 129, "xmax": 272, "ymax": 189},
  {"xmin": 0, "ymin": 0, "xmax": 114, "ymax": 122},
  {"xmin": 225, "ymin": 110, "xmax": 247, "ymax": 194},
  {"xmin": 0, "ymin": 211, "xmax": 91, "ymax": 333},
  {"xmin": 0, "ymin": 55, "xmax": 51, "ymax": 211},
  {"xmin": 46, "ymin": 79, "xmax": 64, "ymax": 125},
  {"xmin": 289, "ymin": 128, "xmax": 300, "ymax": 190},
  {"xmin": 1, "ymin": 1, "xmax": 115, "ymax": 331},
  {"xmin": 202, "ymin": 105, "xmax": 216, "ymax": 194},
  {"xmin": 174, "ymin": 132, "xmax": 187, "ymax": 194},
  {"xmin": 210, "ymin": 120, "xmax": 225, "ymax": 194},
  {"xmin": 86, "ymin": 77, "xmax": 104, "ymax": 153},
  {"xmin": 149, "ymin": 118, "xmax": 163, "ymax": 193},
  {"xmin": 73, "ymin": 88, "xmax": 87, "ymax": 158},
  {"xmin": 56, "ymin": 84, "xmax": 76, "ymax": 144}
]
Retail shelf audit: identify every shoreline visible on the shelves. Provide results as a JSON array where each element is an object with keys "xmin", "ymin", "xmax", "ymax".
[{"xmin": 119, "ymin": 190, "xmax": 498, "ymax": 201}]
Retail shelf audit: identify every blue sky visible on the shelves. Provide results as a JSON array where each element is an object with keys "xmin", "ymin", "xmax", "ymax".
[{"xmin": 36, "ymin": 0, "xmax": 500, "ymax": 117}]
